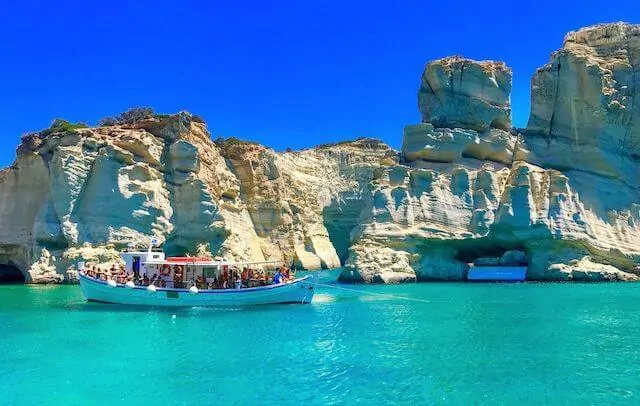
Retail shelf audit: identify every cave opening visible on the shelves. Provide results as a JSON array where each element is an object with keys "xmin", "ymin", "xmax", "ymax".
[
  {"xmin": 451, "ymin": 239, "xmax": 529, "ymax": 265},
  {"xmin": 322, "ymin": 194, "xmax": 366, "ymax": 265},
  {"xmin": 0, "ymin": 265, "xmax": 26, "ymax": 284}
]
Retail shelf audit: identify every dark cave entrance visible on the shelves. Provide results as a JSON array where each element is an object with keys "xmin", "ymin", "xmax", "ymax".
[
  {"xmin": 323, "ymin": 199, "xmax": 366, "ymax": 265},
  {"xmin": 452, "ymin": 240, "xmax": 527, "ymax": 264},
  {"xmin": 0, "ymin": 265, "xmax": 26, "ymax": 284}
]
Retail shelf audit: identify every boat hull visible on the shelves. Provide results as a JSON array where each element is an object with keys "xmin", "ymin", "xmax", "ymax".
[
  {"xmin": 467, "ymin": 266, "xmax": 527, "ymax": 282},
  {"xmin": 78, "ymin": 273, "xmax": 317, "ymax": 307}
]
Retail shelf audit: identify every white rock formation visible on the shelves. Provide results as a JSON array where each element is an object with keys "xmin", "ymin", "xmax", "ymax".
[
  {"xmin": 0, "ymin": 23, "xmax": 638, "ymax": 284},
  {"xmin": 0, "ymin": 114, "xmax": 392, "ymax": 282},
  {"xmin": 342, "ymin": 23, "xmax": 640, "ymax": 283},
  {"xmin": 418, "ymin": 56, "xmax": 512, "ymax": 132}
]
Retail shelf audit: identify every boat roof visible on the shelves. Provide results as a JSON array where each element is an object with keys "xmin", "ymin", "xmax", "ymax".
[{"xmin": 143, "ymin": 258, "xmax": 285, "ymax": 267}]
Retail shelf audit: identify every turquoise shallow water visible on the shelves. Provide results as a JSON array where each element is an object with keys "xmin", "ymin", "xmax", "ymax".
[{"xmin": 2, "ymin": 275, "xmax": 640, "ymax": 405}]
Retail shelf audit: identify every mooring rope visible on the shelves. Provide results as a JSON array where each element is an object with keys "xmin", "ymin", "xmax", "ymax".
[{"xmin": 315, "ymin": 282, "xmax": 435, "ymax": 304}]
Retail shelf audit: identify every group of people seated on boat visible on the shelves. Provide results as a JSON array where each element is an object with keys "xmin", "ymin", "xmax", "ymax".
[
  {"xmin": 84, "ymin": 264, "xmax": 294, "ymax": 290},
  {"xmin": 85, "ymin": 265, "xmax": 135, "ymax": 283},
  {"xmin": 191, "ymin": 265, "xmax": 294, "ymax": 289}
]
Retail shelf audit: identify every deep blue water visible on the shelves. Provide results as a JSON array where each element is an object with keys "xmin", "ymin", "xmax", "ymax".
[{"xmin": 2, "ymin": 274, "xmax": 640, "ymax": 405}]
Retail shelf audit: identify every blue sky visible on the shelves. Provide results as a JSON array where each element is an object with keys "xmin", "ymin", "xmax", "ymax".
[{"xmin": 1, "ymin": 0, "xmax": 638, "ymax": 167}]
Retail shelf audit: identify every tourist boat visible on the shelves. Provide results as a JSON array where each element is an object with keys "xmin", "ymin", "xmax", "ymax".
[{"xmin": 77, "ymin": 243, "xmax": 317, "ymax": 307}]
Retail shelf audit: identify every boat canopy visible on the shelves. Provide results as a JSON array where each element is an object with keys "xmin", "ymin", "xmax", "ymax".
[{"xmin": 142, "ymin": 257, "xmax": 285, "ymax": 267}]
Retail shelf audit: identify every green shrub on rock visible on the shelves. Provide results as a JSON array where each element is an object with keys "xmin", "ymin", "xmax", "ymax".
[{"xmin": 98, "ymin": 107, "xmax": 155, "ymax": 126}]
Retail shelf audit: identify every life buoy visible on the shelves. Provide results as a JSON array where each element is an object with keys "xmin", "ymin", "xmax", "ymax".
[{"xmin": 160, "ymin": 264, "xmax": 171, "ymax": 276}]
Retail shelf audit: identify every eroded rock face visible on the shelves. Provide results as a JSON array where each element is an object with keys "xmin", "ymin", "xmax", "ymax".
[
  {"xmin": 418, "ymin": 56, "xmax": 512, "ymax": 132},
  {"xmin": 342, "ymin": 25, "xmax": 640, "ymax": 283},
  {"xmin": 524, "ymin": 23, "xmax": 640, "ymax": 187},
  {"xmin": 1, "ymin": 23, "xmax": 638, "ymax": 284},
  {"xmin": 0, "ymin": 115, "xmax": 393, "ymax": 282},
  {"xmin": 402, "ymin": 124, "xmax": 517, "ymax": 165}
]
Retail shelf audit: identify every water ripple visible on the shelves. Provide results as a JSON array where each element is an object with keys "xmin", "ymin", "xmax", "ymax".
[{"xmin": 2, "ymin": 282, "xmax": 640, "ymax": 405}]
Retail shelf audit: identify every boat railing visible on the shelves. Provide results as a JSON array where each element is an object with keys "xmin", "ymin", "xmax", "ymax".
[{"xmin": 82, "ymin": 271, "xmax": 294, "ymax": 290}]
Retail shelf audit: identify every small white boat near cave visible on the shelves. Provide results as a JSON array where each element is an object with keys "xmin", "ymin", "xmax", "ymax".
[
  {"xmin": 466, "ymin": 266, "xmax": 527, "ymax": 282},
  {"xmin": 78, "ymin": 243, "xmax": 317, "ymax": 307}
]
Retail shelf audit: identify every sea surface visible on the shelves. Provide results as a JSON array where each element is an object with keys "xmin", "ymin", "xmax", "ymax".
[{"xmin": 2, "ymin": 272, "xmax": 640, "ymax": 405}]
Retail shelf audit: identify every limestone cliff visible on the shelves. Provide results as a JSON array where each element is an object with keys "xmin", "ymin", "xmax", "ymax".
[
  {"xmin": 0, "ymin": 22, "xmax": 638, "ymax": 284},
  {"xmin": 342, "ymin": 24, "xmax": 640, "ymax": 283},
  {"xmin": 0, "ymin": 113, "xmax": 393, "ymax": 282}
]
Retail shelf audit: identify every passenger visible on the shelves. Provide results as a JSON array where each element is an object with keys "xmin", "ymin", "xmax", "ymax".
[
  {"xmin": 174, "ymin": 268, "xmax": 183, "ymax": 288},
  {"xmin": 273, "ymin": 269, "xmax": 284, "ymax": 285},
  {"xmin": 283, "ymin": 267, "xmax": 291, "ymax": 282},
  {"xmin": 241, "ymin": 268, "xmax": 248, "ymax": 284},
  {"xmin": 143, "ymin": 274, "xmax": 150, "ymax": 286},
  {"xmin": 222, "ymin": 273, "xmax": 229, "ymax": 289}
]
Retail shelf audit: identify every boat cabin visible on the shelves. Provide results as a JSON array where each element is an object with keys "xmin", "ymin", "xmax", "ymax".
[
  {"xmin": 113, "ymin": 244, "xmax": 287, "ymax": 290},
  {"xmin": 120, "ymin": 249, "xmax": 165, "ymax": 277}
]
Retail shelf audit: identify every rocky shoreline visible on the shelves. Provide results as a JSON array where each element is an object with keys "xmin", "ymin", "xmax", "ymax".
[{"xmin": 0, "ymin": 22, "xmax": 638, "ymax": 284}]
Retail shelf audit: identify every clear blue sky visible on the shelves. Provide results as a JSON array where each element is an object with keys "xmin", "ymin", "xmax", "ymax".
[{"xmin": 1, "ymin": 0, "xmax": 638, "ymax": 167}]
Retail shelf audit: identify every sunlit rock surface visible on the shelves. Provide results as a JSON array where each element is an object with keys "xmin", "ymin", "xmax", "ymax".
[
  {"xmin": 418, "ymin": 56, "xmax": 512, "ymax": 132},
  {"xmin": 0, "ymin": 114, "xmax": 392, "ymax": 282},
  {"xmin": 0, "ymin": 23, "xmax": 638, "ymax": 284},
  {"xmin": 342, "ymin": 22, "xmax": 640, "ymax": 283}
]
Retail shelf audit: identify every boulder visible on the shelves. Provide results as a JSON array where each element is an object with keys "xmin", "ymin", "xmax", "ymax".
[
  {"xmin": 415, "ymin": 250, "xmax": 469, "ymax": 281},
  {"xmin": 499, "ymin": 250, "xmax": 527, "ymax": 266},
  {"xmin": 339, "ymin": 240, "xmax": 416, "ymax": 284},
  {"xmin": 547, "ymin": 256, "xmax": 639, "ymax": 282},
  {"xmin": 418, "ymin": 56, "xmax": 512, "ymax": 132}
]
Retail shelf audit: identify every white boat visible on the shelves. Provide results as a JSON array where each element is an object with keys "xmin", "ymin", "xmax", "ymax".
[
  {"xmin": 467, "ymin": 265, "xmax": 527, "ymax": 282},
  {"xmin": 78, "ymin": 243, "xmax": 317, "ymax": 307}
]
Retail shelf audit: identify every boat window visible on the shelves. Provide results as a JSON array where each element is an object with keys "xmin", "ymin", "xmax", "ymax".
[{"xmin": 203, "ymin": 267, "xmax": 218, "ymax": 279}]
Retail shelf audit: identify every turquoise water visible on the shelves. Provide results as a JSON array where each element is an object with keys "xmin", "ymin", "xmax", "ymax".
[{"xmin": 2, "ymin": 277, "xmax": 640, "ymax": 405}]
